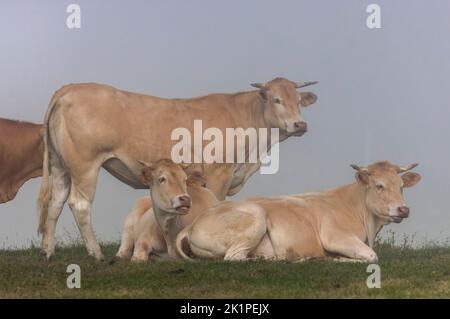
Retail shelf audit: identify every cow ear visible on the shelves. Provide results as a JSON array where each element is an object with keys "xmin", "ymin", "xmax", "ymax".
[
  {"xmin": 258, "ymin": 88, "xmax": 268, "ymax": 100},
  {"xmin": 184, "ymin": 164, "xmax": 207, "ymax": 187},
  {"xmin": 251, "ymin": 83, "xmax": 268, "ymax": 100},
  {"xmin": 137, "ymin": 160, "xmax": 155, "ymax": 185},
  {"xmin": 141, "ymin": 167, "xmax": 155, "ymax": 185},
  {"xmin": 402, "ymin": 172, "xmax": 421, "ymax": 188},
  {"xmin": 355, "ymin": 170, "xmax": 370, "ymax": 185},
  {"xmin": 184, "ymin": 163, "xmax": 203, "ymax": 176},
  {"xmin": 299, "ymin": 92, "xmax": 317, "ymax": 107}
]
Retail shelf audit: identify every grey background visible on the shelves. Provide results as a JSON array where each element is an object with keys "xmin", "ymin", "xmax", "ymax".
[{"xmin": 0, "ymin": 0, "xmax": 448, "ymax": 249}]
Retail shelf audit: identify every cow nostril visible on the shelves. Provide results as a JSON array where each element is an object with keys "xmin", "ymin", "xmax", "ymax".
[
  {"xmin": 294, "ymin": 121, "xmax": 307, "ymax": 131},
  {"xmin": 398, "ymin": 206, "xmax": 410, "ymax": 216},
  {"xmin": 179, "ymin": 195, "xmax": 191, "ymax": 206}
]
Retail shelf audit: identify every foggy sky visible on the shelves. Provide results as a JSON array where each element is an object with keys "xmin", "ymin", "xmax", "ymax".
[{"xmin": 1, "ymin": 0, "xmax": 449, "ymax": 249}]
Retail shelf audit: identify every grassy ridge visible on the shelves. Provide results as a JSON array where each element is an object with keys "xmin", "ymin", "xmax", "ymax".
[{"xmin": 0, "ymin": 242, "xmax": 449, "ymax": 298}]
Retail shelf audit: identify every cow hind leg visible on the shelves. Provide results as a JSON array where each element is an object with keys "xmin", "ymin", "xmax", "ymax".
[
  {"xmin": 68, "ymin": 167, "xmax": 104, "ymax": 261},
  {"xmin": 224, "ymin": 212, "xmax": 267, "ymax": 261},
  {"xmin": 224, "ymin": 243, "xmax": 256, "ymax": 261},
  {"xmin": 224, "ymin": 233, "xmax": 266, "ymax": 261},
  {"xmin": 41, "ymin": 166, "xmax": 71, "ymax": 260}
]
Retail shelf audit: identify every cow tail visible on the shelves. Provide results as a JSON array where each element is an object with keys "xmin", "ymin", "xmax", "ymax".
[
  {"xmin": 38, "ymin": 94, "xmax": 59, "ymax": 235},
  {"xmin": 175, "ymin": 228, "xmax": 194, "ymax": 261}
]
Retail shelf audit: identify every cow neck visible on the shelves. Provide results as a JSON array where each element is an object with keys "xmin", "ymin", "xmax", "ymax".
[
  {"xmin": 186, "ymin": 185, "xmax": 216, "ymax": 215},
  {"xmin": 0, "ymin": 128, "xmax": 43, "ymax": 202},
  {"xmin": 151, "ymin": 196, "xmax": 183, "ymax": 257},
  {"xmin": 232, "ymin": 91, "xmax": 269, "ymax": 129},
  {"xmin": 17, "ymin": 139, "xmax": 43, "ymax": 178},
  {"xmin": 22, "ymin": 139, "xmax": 44, "ymax": 179},
  {"xmin": 333, "ymin": 183, "xmax": 384, "ymax": 248},
  {"xmin": 6, "ymin": 163, "xmax": 42, "ymax": 201}
]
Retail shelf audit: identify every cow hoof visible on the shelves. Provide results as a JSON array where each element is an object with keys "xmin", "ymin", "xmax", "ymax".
[
  {"xmin": 96, "ymin": 256, "xmax": 105, "ymax": 263},
  {"xmin": 109, "ymin": 256, "xmax": 122, "ymax": 265},
  {"xmin": 131, "ymin": 256, "xmax": 148, "ymax": 263},
  {"xmin": 87, "ymin": 253, "xmax": 105, "ymax": 263},
  {"xmin": 368, "ymin": 255, "xmax": 379, "ymax": 264}
]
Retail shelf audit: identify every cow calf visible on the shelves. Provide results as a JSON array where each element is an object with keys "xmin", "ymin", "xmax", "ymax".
[{"xmin": 116, "ymin": 161, "xmax": 218, "ymax": 262}]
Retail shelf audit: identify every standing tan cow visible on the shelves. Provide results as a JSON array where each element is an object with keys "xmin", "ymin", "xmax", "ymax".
[
  {"xmin": 115, "ymin": 160, "xmax": 218, "ymax": 262},
  {"xmin": 176, "ymin": 161, "xmax": 421, "ymax": 263},
  {"xmin": 39, "ymin": 78, "xmax": 318, "ymax": 260},
  {"xmin": 0, "ymin": 118, "xmax": 43, "ymax": 203}
]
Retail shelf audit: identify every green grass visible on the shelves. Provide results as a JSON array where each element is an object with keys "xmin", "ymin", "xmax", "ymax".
[{"xmin": 0, "ymin": 239, "xmax": 449, "ymax": 298}]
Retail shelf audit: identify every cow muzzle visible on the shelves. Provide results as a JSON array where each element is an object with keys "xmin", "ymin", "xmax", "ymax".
[
  {"xmin": 391, "ymin": 206, "xmax": 410, "ymax": 223},
  {"xmin": 290, "ymin": 121, "xmax": 308, "ymax": 136},
  {"xmin": 397, "ymin": 206, "xmax": 410, "ymax": 218},
  {"xmin": 172, "ymin": 194, "xmax": 191, "ymax": 214}
]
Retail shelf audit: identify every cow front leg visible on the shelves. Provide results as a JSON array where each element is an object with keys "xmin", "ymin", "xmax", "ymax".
[
  {"xmin": 116, "ymin": 216, "xmax": 135, "ymax": 260},
  {"xmin": 322, "ymin": 234, "xmax": 379, "ymax": 263},
  {"xmin": 131, "ymin": 238, "xmax": 152, "ymax": 262},
  {"xmin": 332, "ymin": 256, "xmax": 367, "ymax": 263}
]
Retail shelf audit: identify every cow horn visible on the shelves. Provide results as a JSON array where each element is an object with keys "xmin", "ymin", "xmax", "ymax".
[
  {"xmin": 295, "ymin": 81, "xmax": 318, "ymax": 88},
  {"xmin": 397, "ymin": 163, "xmax": 419, "ymax": 173},
  {"xmin": 180, "ymin": 162, "xmax": 192, "ymax": 169},
  {"xmin": 251, "ymin": 83, "xmax": 266, "ymax": 89},
  {"xmin": 350, "ymin": 164, "xmax": 369, "ymax": 172}
]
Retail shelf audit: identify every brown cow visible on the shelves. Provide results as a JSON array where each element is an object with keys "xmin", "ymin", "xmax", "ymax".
[{"xmin": 0, "ymin": 118, "xmax": 43, "ymax": 203}]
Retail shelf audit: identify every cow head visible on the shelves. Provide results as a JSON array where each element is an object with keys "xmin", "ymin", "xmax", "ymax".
[
  {"xmin": 251, "ymin": 77, "xmax": 318, "ymax": 136},
  {"xmin": 351, "ymin": 161, "xmax": 421, "ymax": 224},
  {"xmin": 184, "ymin": 164, "xmax": 207, "ymax": 188},
  {"xmin": 138, "ymin": 159, "xmax": 192, "ymax": 215}
]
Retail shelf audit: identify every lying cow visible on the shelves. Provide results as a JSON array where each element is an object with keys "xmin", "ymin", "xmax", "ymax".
[
  {"xmin": 0, "ymin": 118, "xmax": 43, "ymax": 203},
  {"xmin": 115, "ymin": 160, "xmax": 218, "ymax": 262},
  {"xmin": 39, "ymin": 77, "xmax": 318, "ymax": 260},
  {"xmin": 176, "ymin": 161, "xmax": 421, "ymax": 263}
]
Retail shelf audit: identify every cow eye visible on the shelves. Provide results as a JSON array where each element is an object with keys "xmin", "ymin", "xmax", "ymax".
[
  {"xmin": 158, "ymin": 176, "xmax": 166, "ymax": 184},
  {"xmin": 272, "ymin": 97, "xmax": 282, "ymax": 104},
  {"xmin": 376, "ymin": 184, "xmax": 384, "ymax": 191}
]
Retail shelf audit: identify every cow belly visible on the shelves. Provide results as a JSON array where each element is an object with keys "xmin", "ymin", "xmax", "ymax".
[
  {"xmin": 267, "ymin": 216, "xmax": 326, "ymax": 261},
  {"xmin": 228, "ymin": 163, "xmax": 260, "ymax": 193}
]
